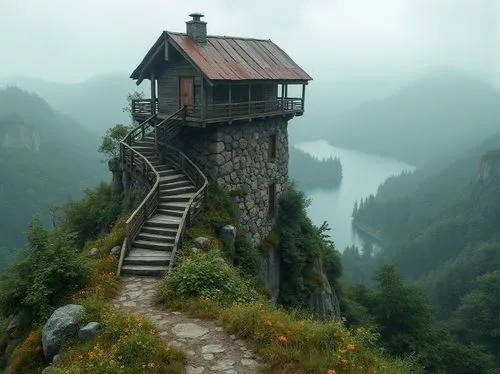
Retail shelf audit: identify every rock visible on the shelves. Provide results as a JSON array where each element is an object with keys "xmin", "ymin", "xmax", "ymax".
[
  {"xmin": 203, "ymin": 353, "xmax": 214, "ymax": 360},
  {"xmin": 241, "ymin": 358, "xmax": 259, "ymax": 367},
  {"xmin": 192, "ymin": 237, "xmax": 209, "ymax": 249},
  {"xmin": 42, "ymin": 304, "xmax": 85, "ymax": 362},
  {"xmin": 172, "ymin": 323, "xmax": 208, "ymax": 339},
  {"xmin": 110, "ymin": 246, "xmax": 121, "ymax": 256},
  {"xmin": 219, "ymin": 225, "xmax": 236, "ymax": 253},
  {"xmin": 52, "ymin": 354, "xmax": 61, "ymax": 363},
  {"xmin": 201, "ymin": 344, "xmax": 225, "ymax": 354},
  {"xmin": 78, "ymin": 322, "xmax": 101, "ymax": 341},
  {"xmin": 41, "ymin": 367, "xmax": 51, "ymax": 374},
  {"xmin": 89, "ymin": 247, "xmax": 99, "ymax": 256},
  {"xmin": 310, "ymin": 256, "xmax": 341, "ymax": 321},
  {"xmin": 6, "ymin": 314, "xmax": 20, "ymax": 339},
  {"xmin": 108, "ymin": 157, "xmax": 123, "ymax": 194},
  {"xmin": 191, "ymin": 247, "xmax": 203, "ymax": 255},
  {"xmin": 187, "ymin": 367, "xmax": 205, "ymax": 374},
  {"xmin": 210, "ymin": 359, "xmax": 235, "ymax": 371}
]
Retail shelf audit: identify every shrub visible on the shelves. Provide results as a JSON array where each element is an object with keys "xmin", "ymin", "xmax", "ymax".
[
  {"xmin": 7, "ymin": 328, "xmax": 44, "ymax": 374},
  {"xmin": 233, "ymin": 235, "xmax": 261, "ymax": 277},
  {"xmin": 51, "ymin": 301, "xmax": 185, "ymax": 374},
  {"xmin": 0, "ymin": 219, "xmax": 91, "ymax": 323},
  {"xmin": 157, "ymin": 248, "xmax": 260, "ymax": 304},
  {"xmin": 61, "ymin": 183, "xmax": 125, "ymax": 247}
]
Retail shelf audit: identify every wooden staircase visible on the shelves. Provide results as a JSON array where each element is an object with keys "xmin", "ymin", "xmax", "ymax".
[{"xmin": 118, "ymin": 109, "xmax": 208, "ymax": 277}]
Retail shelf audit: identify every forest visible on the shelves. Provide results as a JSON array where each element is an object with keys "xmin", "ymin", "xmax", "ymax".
[
  {"xmin": 343, "ymin": 132, "xmax": 500, "ymax": 372},
  {"xmin": 289, "ymin": 147, "xmax": 343, "ymax": 189}
]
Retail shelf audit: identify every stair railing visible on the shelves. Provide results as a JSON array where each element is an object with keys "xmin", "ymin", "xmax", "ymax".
[
  {"xmin": 117, "ymin": 115, "xmax": 160, "ymax": 275},
  {"xmin": 156, "ymin": 109, "xmax": 208, "ymax": 271}
]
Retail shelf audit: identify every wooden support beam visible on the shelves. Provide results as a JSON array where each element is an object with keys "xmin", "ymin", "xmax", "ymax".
[
  {"xmin": 302, "ymin": 84, "xmax": 306, "ymax": 111},
  {"xmin": 228, "ymin": 83, "xmax": 232, "ymax": 118},
  {"xmin": 150, "ymin": 72, "xmax": 156, "ymax": 115}
]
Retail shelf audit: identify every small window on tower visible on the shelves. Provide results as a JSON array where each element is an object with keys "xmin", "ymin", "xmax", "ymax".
[
  {"xmin": 269, "ymin": 134, "xmax": 277, "ymax": 161},
  {"xmin": 268, "ymin": 183, "xmax": 276, "ymax": 217}
]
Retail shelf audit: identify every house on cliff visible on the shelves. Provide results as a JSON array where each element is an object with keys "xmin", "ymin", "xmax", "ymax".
[{"xmin": 128, "ymin": 13, "xmax": 312, "ymax": 245}]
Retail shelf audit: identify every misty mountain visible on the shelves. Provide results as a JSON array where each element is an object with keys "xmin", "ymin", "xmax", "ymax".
[
  {"xmin": 329, "ymin": 69, "xmax": 500, "ymax": 166},
  {"xmin": 0, "ymin": 87, "xmax": 108, "ymax": 258},
  {"xmin": 0, "ymin": 73, "xmax": 138, "ymax": 135}
]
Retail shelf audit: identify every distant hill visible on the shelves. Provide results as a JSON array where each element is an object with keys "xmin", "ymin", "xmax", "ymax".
[
  {"xmin": 329, "ymin": 69, "xmax": 500, "ymax": 166},
  {"xmin": 0, "ymin": 73, "xmax": 139, "ymax": 135},
  {"xmin": 0, "ymin": 87, "xmax": 108, "ymax": 262}
]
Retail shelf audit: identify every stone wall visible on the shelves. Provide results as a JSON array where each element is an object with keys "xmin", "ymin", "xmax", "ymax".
[{"xmin": 170, "ymin": 117, "xmax": 289, "ymax": 245}]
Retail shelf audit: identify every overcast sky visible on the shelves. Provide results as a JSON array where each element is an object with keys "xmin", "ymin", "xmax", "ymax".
[{"xmin": 0, "ymin": 0, "xmax": 498, "ymax": 91}]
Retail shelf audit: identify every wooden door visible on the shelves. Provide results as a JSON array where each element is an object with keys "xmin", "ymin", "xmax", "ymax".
[{"xmin": 179, "ymin": 77, "xmax": 194, "ymax": 108}]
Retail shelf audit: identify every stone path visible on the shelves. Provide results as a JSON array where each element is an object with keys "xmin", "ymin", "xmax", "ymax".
[{"xmin": 112, "ymin": 276, "xmax": 262, "ymax": 374}]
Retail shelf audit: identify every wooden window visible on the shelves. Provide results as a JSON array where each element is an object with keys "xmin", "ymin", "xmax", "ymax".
[
  {"xmin": 268, "ymin": 183, "xmax": 276, "ymax": 217},
  {"xmin": 268, "ymin": 134, "xmax": 277, "ymax": 161}
]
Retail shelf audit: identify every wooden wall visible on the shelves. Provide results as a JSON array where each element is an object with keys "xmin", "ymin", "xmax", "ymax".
[{"xmin": 157, "ymin": 57, "xmax": 200, "ymax": 114}]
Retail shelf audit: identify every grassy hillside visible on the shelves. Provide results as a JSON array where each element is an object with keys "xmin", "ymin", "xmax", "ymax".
[
  {"xmin": 0, "ymin": 87, "xmax": 107, "ymax": 261},
  {"xmin": 329, "ymin": 69, "xmax": 500, "ymax": 166}
]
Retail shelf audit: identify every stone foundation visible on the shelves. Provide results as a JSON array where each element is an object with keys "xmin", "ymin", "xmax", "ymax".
[{"xmin": 171, "ymin": 117, "xmax": 289, "ymax": 245}]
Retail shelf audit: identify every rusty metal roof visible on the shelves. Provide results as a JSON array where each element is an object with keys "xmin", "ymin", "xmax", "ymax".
[
  {"xmin": 167, "ymin": 32, "xmax": 312, "ymax": 82},
  {"xmin": 131, "ymin": 31, "xmax": 312, "ymax": 84}
]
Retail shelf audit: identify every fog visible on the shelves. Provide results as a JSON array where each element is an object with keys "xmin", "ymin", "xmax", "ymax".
[{"xmin": 1, "ymin": 0, "xmax": 496, "ymax": 90}]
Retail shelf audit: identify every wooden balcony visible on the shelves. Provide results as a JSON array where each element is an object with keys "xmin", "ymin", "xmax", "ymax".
[{"xmin": 132, "ymin": 98, "xmax": 304, "ymax": 124}]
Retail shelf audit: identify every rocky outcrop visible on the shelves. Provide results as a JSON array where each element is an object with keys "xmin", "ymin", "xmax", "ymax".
[
  {"xmin": 169, "ymin": 117, "xmax": 289, "ymax": 245},
  {"xmin": 108, "ymin": 157, "xmax": 123, "ymax": 193},
  {"xmin": 0, "ymin": 113, "xmax": 41, "ymax": 152},
  {"xmin": 42, "ymin": 304, "xmax": 85, "ymax": 361},
  {"xmin": 479, "ymin": 149, "xmax": 500, "ymax": 181},
  {"xmin": 310, "ymin": 256, "xmax": 341, "ymax": 321}
]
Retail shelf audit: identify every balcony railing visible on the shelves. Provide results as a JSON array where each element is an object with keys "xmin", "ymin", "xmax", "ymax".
[
  {"xmin": 131, "ymin": 98, "xmax": 303, "ymax": 122},
  {"xmin": 132, "ymin": 99, "xmax": 159, "ymax": 117}
]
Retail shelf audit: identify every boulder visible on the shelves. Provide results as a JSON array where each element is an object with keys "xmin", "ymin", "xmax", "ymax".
[
  {"xmin": 42, "ymin": 304, "xmax": 85, "ymax": 361},
  {"xmin": 6, "ymin": 314, "xmax": 20, "ymax": 339},
  {"xmin": 110, "ymin": 246, "xmax": 121, "ymax": 256},
  {"xmin": 89, "ymin": 247, "xmax": 99, "ymax": 256},
  {"xmin": 193, "ymin": 237, "xmax": 209, "ymax": 249},
  {"xmin": 191, "ymin": 247, "xmax": 203, "ymax": 255},
  {"xmin": 52, "ymin": 354, "xmax": 61, "ymax": 363},
  {"xmin": 310, "ymin": 256, "xmax": 341, "ymax": 321},
  {"xmin": 219, "ymin": 225, "xmax": 237, "ymax": 262},
  {"xmin": 78, "ymin": 322, "xmax": 101, "ymax": 341}
]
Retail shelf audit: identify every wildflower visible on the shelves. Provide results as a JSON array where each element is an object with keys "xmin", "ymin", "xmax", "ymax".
[
  {"xmin": 263, "ymin": 319, "xmax": 272, "ymax": 327},
  {"xmin": 277, "ymin": 335, "xmax": 287, "ymax": 343},
  {"xmin": 328, "ymin": 370, "xmax": 337, "ymax": 374},
  {"xmin": 341, "ymin": 359, "xmax": 348, "ymax": 365},
  {"xmin": 347, "ymin": 343, "xmax": 355, "ymax": 351},
  {"xmin": 341, "ymin": 316, "xmax": 347, "ymax": 323}
]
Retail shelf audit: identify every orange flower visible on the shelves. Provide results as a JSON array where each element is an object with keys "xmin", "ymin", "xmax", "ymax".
[
  {"xmin": 277, "ymin": 335, "xmax": 287, "ymax": 343},
  {"xmin": 347, "ymin": 343, "xmax": 355, "ymax": 351},
  {"xmin": 263, "ymin": 319, "xmax": 272, "ymax": 327},
  {"xmin": 328, "ymin": 370, "xmax": 337, "ymax": 374}
]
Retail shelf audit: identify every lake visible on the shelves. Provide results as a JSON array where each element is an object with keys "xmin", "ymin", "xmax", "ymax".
[{"xmin": 295, "ymin": 140, "xmax": 414, "ymax": 252}]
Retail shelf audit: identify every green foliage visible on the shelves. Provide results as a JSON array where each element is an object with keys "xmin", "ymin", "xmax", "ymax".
[
  {"xmin": 345, "ymin": 265, "xmax": 500, "ymax": 374},
  {"xmin": 233, "ymin": 235, "xmax": 261, "ymax": 277},
  {"xmin": 0, "ymin": 218, "xmax": 91, "ymax": 323},
  {"xmin": 98, "ymin": 123, "xmax": 132, "ymax": 159},
  {"xmin": 289, "ymin": 147, "xmax": 343, "ymax": 189},
  {"xmin": 61, "ymin": 183, "xmax": 130, "ymax": 248},
  {"xmin": 158, "ymin": 248, "xmax": 260, "ymax": 303},
  {"xmin": 274, "ymin": 186, "xmax": 343, "ymax": 310}
]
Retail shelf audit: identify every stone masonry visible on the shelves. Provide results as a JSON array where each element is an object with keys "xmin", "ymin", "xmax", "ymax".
[{"xmin": 170, "ymin": 117, "xmax": 289, "ymax": 245}]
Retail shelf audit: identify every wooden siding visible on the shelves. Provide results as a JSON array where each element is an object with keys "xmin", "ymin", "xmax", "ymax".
[{"xmin": 157, "ymin": 59, "xmax": 200, "ymax": 115}]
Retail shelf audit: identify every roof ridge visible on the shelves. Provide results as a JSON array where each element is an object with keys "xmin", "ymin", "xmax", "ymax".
[{"xmin": 166, "ymin": 31, "xmax": 271, "ymax": 42}]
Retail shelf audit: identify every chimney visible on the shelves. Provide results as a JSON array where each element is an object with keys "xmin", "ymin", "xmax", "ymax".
[{"xmin": 186, "ymin": 13, "xmax": 207, "ymax": 44}]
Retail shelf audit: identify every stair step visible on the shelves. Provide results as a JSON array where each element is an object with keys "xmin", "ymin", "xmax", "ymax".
[
  {"xmin": 155, "ymin": 165, "xmax": 176, "ymax": 172},
  {"xmin": 158, "ymin": 202, "xmax": 188, "ymax": 211},
  {"xmin": 146, "ymin": 215, "xmax": 181, "ymax": 228},
  {"xmin": 160, "ymin": 193, "xmax": 193, "ymax": 203},
  {"xmin": 161, "ymin": 184, "xmax": 196, "ymax": 193},
  {"xmin": 124, "ymin": 249, "xmax": 171, "ymax": 266},
  {"xmin": 157, "ymin": 209, "xmax": 184, "ymax": 217},
  {"xmin": 159, "ymin": 170, "xmax": 183, "ymax": 178},
  {"xmin": 137, "ymin": 232, "xmax": 175, "ymax": 243},
  {"xmin": 120, "ymin": 265, "xmax": 167, "ymax": 276},
  {"xmin": 132, "ymin": 240, "xmax": 174, "ymax": 250},
  {"xmin": 159, "ymin": 179, "xmax": 192, "ymax": 190},
  {"xmin": 142, "ymin": 226, "xmax": 178, "ymax": 236}
]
